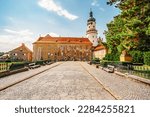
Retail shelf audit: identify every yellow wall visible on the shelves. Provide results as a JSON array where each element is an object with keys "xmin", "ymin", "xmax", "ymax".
[
  {"xmin": 33, "ymin": 43, "xmax": 92, "ymax": 61},
  {"xmin": 93, "ymin": 49, "xmax": 107, "ymax": 59}
]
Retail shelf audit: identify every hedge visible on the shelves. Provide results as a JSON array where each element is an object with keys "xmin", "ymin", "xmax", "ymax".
[
  {"xmin": 9, "ymin": 63, "xmax": 26, "ymax": 71},
  {"xmin": 100, "ymin": 61, "xmax": 132, "ymax": 68},
  {"xmin": 92, "ymin": 58, "xmax": 100, "ymax": 62},
  {"xmin": 103, "ymin": 53, "xmax": 120, "ymax": 61},
  {"xmin": 35, "ymin": 60, "xmax": 48, "ymax": 65},
  {"xmin": 144, "ymin": 52, "xmax": 150, "ymax": 66},
  {"xmin": 129, "ymin": 51, "xmax": 144, "ymax": 63}
]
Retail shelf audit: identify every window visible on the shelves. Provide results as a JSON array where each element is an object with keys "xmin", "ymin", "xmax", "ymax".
[{"xmin": 48, "ymin": 46, "xmax": 51, "ymax": 50}]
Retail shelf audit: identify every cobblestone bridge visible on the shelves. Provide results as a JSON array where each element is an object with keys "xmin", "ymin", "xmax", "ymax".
[{"xmin": 0, "ymin": 62, "xmax": 150, "ymax": 100}]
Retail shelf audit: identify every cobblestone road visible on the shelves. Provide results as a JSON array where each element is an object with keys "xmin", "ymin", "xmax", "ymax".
[
  {"xmin": 80, "ymin": 62, "xmax": 150, "ymax": 100},
  {"xmin": 0, "ymin": 62, "xmax": 115, "ymax": 100}
]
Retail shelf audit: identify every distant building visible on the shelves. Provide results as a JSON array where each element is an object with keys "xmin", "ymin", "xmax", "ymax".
[
  {"xmin": 9, "ymin": 43, "xmax": 32, "ymax": 62},
  {"xmin": 0, "ymin": 53, "xmax": 9, "ymax": 61},
  {"xmin": 33, "ymin": 35, "xmax": 92, "ymax": 61},
  {"xmin": 93, "ymin": 44, "xmax": 108, "ymax": 60}
]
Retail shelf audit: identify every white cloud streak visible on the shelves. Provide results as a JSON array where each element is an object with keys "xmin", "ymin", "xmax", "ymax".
[
  {"xmin": 0, "ymin": 29, "xmax": 34, "ymax": 52},
  {"xmin": 49, "ymin": 32, "xmax": 59, "ymax": 37},
  {"xmin": 91, "ymin": 0, "xmax": 99, "ymax": 6},
  {"xmin": 4, "ymin": 29, "xmax": 33, "ymax": 36},
  {"xmin": 91, "ymin": 0, "xmax": 105, "ymax": 12},
  {"xmin": 38, "ymin": 0, "xmax": 78, "ymax": 20},
  {"xmin": 99, "ymin": 7, "xmax": 105, "ymax": 12}
]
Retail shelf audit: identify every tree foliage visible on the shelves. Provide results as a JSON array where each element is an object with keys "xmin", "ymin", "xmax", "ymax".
[
  {"xmin": 106, "ymin": 0, "xmax": 150, "ymax": 54},
  {"xmin": 144, "ymin": 52, "xmax": 150, "ymax": 65}
]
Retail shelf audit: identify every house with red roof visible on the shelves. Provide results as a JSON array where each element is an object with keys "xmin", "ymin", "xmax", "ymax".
[{"xmin": 33, "ymin": 35, "xmax": 92, "ymax": 61}]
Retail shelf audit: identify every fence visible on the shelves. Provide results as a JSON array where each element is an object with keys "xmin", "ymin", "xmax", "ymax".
[{"xmin": 0, "ymin": 63, "xmax": 11, "ymax": 72}]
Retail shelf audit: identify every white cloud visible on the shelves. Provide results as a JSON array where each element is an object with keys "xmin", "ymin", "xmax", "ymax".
[
  {"xmin": 99, "ymin": 7, "xmax": 105, "ymax": 12},
  {"xmin": 40, "ymin": 32, "xmax": 59, "ymax": 37},
  {"xmin": 91, "ymin": 0, "xmax": 105, "ymax": 12},
  {"xmin": 91, "ymin": 0, "xmax": 99, "ymax": 6},
  {"xmin": 38, "ymin": 0, "xmax": 78, "ymax": 20},
  {"xmin": 49, "ymin": 32, "xmax": 59, "ymax": 37},
  {"xmin": 0, "ymin": 29, "xmax": 34, "ymax": 52},
  {"xmin": 4, "ymin": 29, "xmax": 33, "ymax": 37}
]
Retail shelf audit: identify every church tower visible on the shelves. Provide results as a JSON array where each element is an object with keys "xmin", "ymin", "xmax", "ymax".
[{"xmin": 86, "ymin": 9, "xmax": 98, "ymax": 46}]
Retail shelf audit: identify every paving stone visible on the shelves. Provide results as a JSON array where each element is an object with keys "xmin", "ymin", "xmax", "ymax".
[
  {"xmin": 0, "ymin": 62, "xmax": 115, "ymax": 100},
  {"xmin": 80, "ymin": 62, "xmax": 150, "ymax": 100}
]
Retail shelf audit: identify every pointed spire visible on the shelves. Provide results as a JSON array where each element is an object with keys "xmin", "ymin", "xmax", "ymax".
[
  {"xmin": 89, "ymin": 8, "xmax": 93, "ymax": 18},
  {"xmin": 87, "ymin": 8, "xmax": 95, "ymax": 22}
]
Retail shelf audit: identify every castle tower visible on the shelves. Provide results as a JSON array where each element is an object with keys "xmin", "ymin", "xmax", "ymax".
[{"xmin": 86, "ymin": 9, "xmax": 98, "ymax": 46}]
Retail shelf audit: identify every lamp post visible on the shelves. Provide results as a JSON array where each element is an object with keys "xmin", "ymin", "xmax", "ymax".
[{"xmin": 48, "ymin": 53, "xmax": 50, "ymax": 61}]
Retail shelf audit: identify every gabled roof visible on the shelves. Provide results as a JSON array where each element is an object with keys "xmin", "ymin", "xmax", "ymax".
[
  {"xmin": 33, "ymin": 35, "xmax": 92, "ymax": 45},
  {"xmin": 10, "ymin": 43, "xmax": 32, "ymax": 53}
]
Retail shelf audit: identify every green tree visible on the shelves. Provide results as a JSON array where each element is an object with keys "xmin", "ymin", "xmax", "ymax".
[{"xmin": 106, "ymin": 0, "xmax": 150, "ymax": 54}]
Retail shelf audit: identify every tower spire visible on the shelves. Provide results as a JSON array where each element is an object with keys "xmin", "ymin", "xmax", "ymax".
[
  {"xmin": 86, "ymin": 9, "xmax": 98, "ymax": 47},
  {"xmin": 89, "ymin": 8, "xmax": 93, "ymax": 18}
]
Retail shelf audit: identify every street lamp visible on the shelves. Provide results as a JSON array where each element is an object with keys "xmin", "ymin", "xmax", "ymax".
[{"xmin": 48, "ymin": 53, "xmax": 50, "ymax": 61}]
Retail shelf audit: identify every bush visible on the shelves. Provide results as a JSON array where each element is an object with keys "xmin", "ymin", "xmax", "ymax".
[
  {"xmin": 9, "ymin": 63, "xmax": 25, "ymax": 71},
  {"xmin": 92, "ymin": 58, "xmax": 100, "ymax": 62},
  {"xmin": 129, "ymin": 51, "xmax": 144, "ymax": 63},
  {"xmin": 103, "ymin": 53, "xmax": 120, "ymax": 61},
  {"xmin": 100, "ymin": 61, "xmax": 120, "ymax": 67},
  {"xmin": 35, "ymin": 60, "xmax": 47, "ymax": 65},
  {"xmin": 100, "ymin": 60, "xmax": 132, "ymax": 68},
  {"xmin": 144, "ymin": 52, "xmax": 150, "ymax": 65},
  {"xmin": 91, "ymin": 58, "xmax": 100, "ymax": 64}
]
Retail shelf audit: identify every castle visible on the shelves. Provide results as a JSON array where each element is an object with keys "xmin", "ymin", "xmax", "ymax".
[
  {"xmin": 32, "ymin": 10, "xmax": 100, "ymax": 61},
  {"xmin": 6, "ymin": 10, "xmax": 107, "ymax": 62}
]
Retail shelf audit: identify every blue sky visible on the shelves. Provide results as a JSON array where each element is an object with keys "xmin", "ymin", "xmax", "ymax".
[{"xmin": 0, "ymin": 0, "xmax": 120, "ymax": 52}]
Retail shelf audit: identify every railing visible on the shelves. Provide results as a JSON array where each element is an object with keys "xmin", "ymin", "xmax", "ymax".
[
  {"xmin": 116, "ymin": 64, "xmax": 150, "ymax": 79},
  {"xmin": 0, "ymin": 63, "xmax": 11, "ymax": 72}
]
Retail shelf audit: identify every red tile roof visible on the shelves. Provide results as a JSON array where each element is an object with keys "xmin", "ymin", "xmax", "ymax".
[
  {"xmin": 33, "ymin": 35, "xmax": 92, "ymax": 45},
  {"xmin": 94, "ymin": 45, "xmax": 106, "ymax": 51}
]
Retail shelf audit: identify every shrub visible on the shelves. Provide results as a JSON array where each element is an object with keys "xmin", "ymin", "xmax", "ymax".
[
  {"xmin": 100, "ymin": 61, "xmax": 120, "ymax": 67},
  {"xmin": 129, "ymin": 51, "xmax": 144, "ymax": 63},
  {"xmin": 144, "ymin": 52, "xmax": 150, "ymax": 65},
  {"xmin": 35, "ymin": 60, "xmax": 47, "ymax": 65},
  {"xmin": 92, "ymin": 58, "xmax": 100, "ymax": 62},
  {"xmin": 9, "ymin": 63, "xmax": 25, "ymax": 71},
  {"xmin": 100, "ymin": 61, "xmax": 132, "ymax": 69},
  {"xmin": 103, "ymin": 53, "xmax": 120, "ymax": 61}
]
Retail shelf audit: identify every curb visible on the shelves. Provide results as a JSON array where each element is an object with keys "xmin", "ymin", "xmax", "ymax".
[
  {"xmin": 0, "ymin": 67, "xmax": 29, "ymax": 78},
  {"xmin": 80, "ymin": 63, "xmax": 122, "ymax": 100},
  {"xmin": 115, "ymin": 71, "xmax": 150, "ymax": 85}
]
